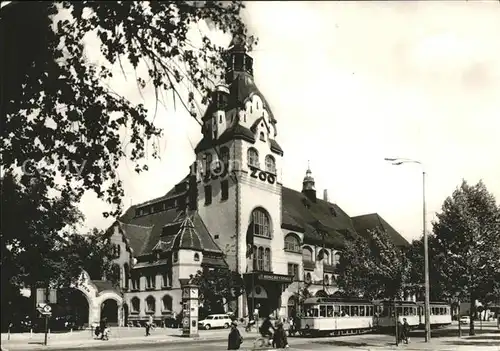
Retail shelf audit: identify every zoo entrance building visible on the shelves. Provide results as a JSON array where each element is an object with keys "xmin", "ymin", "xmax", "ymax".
[{"xmin": 79, "ymin": 35, "xmax": 410, "ymax": 327}]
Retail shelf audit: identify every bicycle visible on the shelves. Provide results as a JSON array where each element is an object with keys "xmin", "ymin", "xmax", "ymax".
[{"xmin": 252, "ymin": 333, "xmax": 273, "ymax": 349}]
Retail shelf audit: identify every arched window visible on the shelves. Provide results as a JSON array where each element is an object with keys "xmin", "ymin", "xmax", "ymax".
[
  {"xmin": 284, "ymin": 234, "xmax": 300, "ymax": 253},
  {"xmin": 146, "ymin": 296, "xmax": 155, "ymax": 314},
  {"xmin": 252, "ymin": 208, "xmax": 271, "ymax": 238},
  {"xmin": 305, "ymin": 273, "xmax": 311, "ymax": 283},
  {"xmin": 131, "ymin": 297, "xmax": 140, "ymax": 313},
  {"xmin": 220, "ymin": 147, "xmax": 230, "ymax": 170},
  {"xmin": 194, "ymin": 253, "xmax": 200, "ymax": 262},
  {"xmin": 324, "ymin": 275, "xmax": 330, "ymax": 286},
  {"xmin": 260, "ymin": 132, "xmax": 265, "ymax": 141},
  {"xmin": 265, "ymin": 155, "xmax": 276, "ymax": 174},
  {"xmin": 123, "ymin": 263, "xmax": 130, "ymax": 289},
  {"xmin": 333, "ymin": 252, "xmax": 341, "ymax": 266},
  {"xmin": 162, "ymin": 295, "xmax": 172, "ymax": 312},
  {"xmin": 264, "ymin": 248, "xmax": 271, "ymax": 271},
  {"xmin": 111, "ymin": 263, "xmax": 121, "ymax": 282},
  {"xmin": 302, "ymin": 247, "xmax": 313, "ymax": 262},
  {"xmin": 318, "ymin": 249, "xmax": 330, "ymax": 265},
  {"xmin": 247, "ymin": 148, "xmax": 259, "ymax": 167},
  {"xmin": 257, "ymin": 247, "xmax": 264, "ymax": 271}
]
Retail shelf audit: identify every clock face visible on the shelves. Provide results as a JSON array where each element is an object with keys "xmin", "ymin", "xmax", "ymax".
[{"xmin": 191, "ymin": 289, "xmax": 198, "ymax": 298}]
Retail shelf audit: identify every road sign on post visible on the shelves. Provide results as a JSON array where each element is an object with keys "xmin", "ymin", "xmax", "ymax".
[{"xmin": 36, "ymin": 304, "xmax": 52, "ymax": 346}]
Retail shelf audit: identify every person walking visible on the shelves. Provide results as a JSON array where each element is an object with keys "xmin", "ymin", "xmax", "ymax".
[
  {"xmin": 272, "ymin": 322, "xmax": 289, "ymax": 349},
  {"xmin": 99, "ymin": 318, "xmax": 108, "ymax": 340},
  {"xmin": 145, "ymin": 315, "xmax": 153, "ymax": 336},
  {"xmin": 402, "ymin": 318, "xmax": 410, "ymax": 344},
  {"xmin": 227, "ymin": 321, "xmax": 243, "ymax": 350}
]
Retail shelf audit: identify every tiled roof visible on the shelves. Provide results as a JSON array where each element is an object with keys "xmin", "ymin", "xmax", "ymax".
[
  {"xmin": 195, "ymin": 122, "xmax": 255, "ymax": 153},
  {"xmin": 351, "ymin": 213, "xmax": 409, "ymax": 248},
  {"xmin": 281, "ymin": 187, "xmax": 359, "ymax": 249}
]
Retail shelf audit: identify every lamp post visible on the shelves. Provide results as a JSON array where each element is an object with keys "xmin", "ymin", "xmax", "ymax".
[{"xmin": 384, "ymin": 157, "xmax": 431, "ymax": 342}]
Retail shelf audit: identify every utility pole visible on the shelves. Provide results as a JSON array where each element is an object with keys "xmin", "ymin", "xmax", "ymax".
[{"xmin": 423, "ymin": 171, "xmax": 431, "ymax": 342}]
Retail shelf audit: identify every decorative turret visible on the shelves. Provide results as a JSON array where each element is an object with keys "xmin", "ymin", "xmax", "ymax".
[
  {"xmin": 225, "ymin": 33, "xmax": 254, "ymax": 83},
  {"xmin": 302, "ymin": 161, "xmax": 316, "ymax": 202}
]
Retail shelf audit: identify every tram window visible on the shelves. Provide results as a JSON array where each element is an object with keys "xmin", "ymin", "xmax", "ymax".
[
  {"xmin": 382, "ymin": 306, "xmax": 389, "ymax": 317},
  {"xmin": 340, "ymin": 306, "xmax": 348, "ymax": 317},
  {"xmin": 359, "ymin": 306, "xmax": 365, "ymax": 316},
  {"xmin": 352, "ymin": 306, "xmax": 359, "ymax": 317},
  {"xmin": 334, "ymin": 305, "xmax": 340, "ymax": 316},
  {"xmin": 403, "ymin": 307, "xmax": 408, "ymax": 316},
  {"xmin": 320, "ymin": 306, "xmax": 327, "ymax": 317},
  {"xmin": 369, "ymin": 306, "xmax": 373, "ymax": 316},
  {"xmin": 327, "ymin": 305, "xmax": 334, "ymax": 317}
]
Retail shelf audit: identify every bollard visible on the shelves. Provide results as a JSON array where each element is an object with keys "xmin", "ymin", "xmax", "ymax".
[{"xmin": 30, "ymin": 329, "xmax": 33, "ymax": 339}]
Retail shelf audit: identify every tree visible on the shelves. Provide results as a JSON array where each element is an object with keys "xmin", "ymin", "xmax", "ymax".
[
  {"xmin": 337, "ymin": 228, "xmax": 411, "ymax": 300},
  {"xmin": 191, "ymin": 267, "xmax": 245, "ymax": 317},
  {"xmin": 1, "ymin": 1, "xmax": 252, "ymax": 217},
  {"xmin": 62, "ymin": 229, "xmax": 121, "ymax": 285},
  {"xmin": 431, "ymin": 180, "xmax": 500, "ymax": 335}
]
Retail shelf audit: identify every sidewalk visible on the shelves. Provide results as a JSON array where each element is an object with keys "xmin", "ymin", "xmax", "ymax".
[{"xmin": 0, "ymin": 327, "xmax": 247, "ymax": 351}]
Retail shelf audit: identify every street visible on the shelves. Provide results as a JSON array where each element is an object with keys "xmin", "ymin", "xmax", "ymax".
[{"xmin": 37, "ymin": 324, "xmax": 499, "ymax": 351}]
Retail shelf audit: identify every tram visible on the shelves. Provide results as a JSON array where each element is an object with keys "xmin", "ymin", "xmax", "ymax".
[
  {"xmin": 416, "ymin": 301, "xmax": 452, "ymax": 328},
  {"xmin": 300, "ymin": 297, "xmax": 375, "ymax": 336},
  {"xmin": 373, "ymin": 300, "xmax": 420, "ymax": 330}
]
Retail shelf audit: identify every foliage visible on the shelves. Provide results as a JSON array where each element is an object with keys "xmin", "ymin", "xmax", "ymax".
[
  {"xmin": 62, "ymin": 228, "xmax": 121, "ymax": 285},
  {"xmin": 337, "ymin": 228, "xmax": 411, "ymax": 300},
  {"xmin": 191, "ymin": 267, "xmax": 245, "ymax": 315},
  {"xmin": 0, "ymin": 171, "xmax": 83, "ymax": 290},
  {"xmin": 431, "ymin": 180, "xmax": 500, "ymax": 335},
  {"xmin": 1, "ymin": 1, "xmax": 251, "ymax": 217}
]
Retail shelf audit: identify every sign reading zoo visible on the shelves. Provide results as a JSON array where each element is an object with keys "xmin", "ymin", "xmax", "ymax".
[{"xmin": 249, "ymin": 166, "xmax": 276, "ymax": 185}]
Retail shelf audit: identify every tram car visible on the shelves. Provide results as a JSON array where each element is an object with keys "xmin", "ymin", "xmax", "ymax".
[
  {"xmin": 416, "ymin": 301, "xmax": 452, "ymax": 328},
  {"xmin": 372, "ymin": 300, "xmax": 420, "ymax": 331},
  {"xmin": 300, "ymin": 297, "xmax": 375, "ymax": 336}
]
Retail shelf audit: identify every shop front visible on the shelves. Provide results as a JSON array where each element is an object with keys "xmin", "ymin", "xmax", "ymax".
[{"xmin": 244, "ymin": 272, "xmax": 294, "ymax": 320}]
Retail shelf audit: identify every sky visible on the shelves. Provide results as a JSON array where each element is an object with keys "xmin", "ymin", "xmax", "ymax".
[{"xmin": 77, "ymin": 1, "xmax": 500, "ymax": 242}]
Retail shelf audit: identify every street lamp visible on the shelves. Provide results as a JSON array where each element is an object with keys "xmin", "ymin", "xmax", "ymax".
[{"xmin": 384, "ymin": 157, "xmax": 431, "ymax": 343}]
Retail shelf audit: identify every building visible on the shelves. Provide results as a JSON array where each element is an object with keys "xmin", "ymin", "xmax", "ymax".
[{"xmin": 98, "ymin": 34, "xmax": 409, "ymax": 326}]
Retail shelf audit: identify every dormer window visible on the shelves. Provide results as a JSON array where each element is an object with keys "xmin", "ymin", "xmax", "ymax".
[
  {"xmin": 260, "ymin": 132, "xmax": 265, "ymax": 141},
  {"xmin": 247, "ymin": 148, "xmax": 259, "ymax": 167}
]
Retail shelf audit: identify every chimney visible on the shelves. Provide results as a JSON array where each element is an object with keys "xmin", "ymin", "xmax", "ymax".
[{"xmin": 323, "ymin": 189, "xmax": 328, "ymax": 202}]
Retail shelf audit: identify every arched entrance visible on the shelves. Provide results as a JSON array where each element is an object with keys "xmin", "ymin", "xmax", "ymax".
[
  {"xmin": 101, "ymin": 299, "xmax": 118, "ymax": 325},
  {"xmin": 287, "ymin": 296, "xmax": 296, "ymax": 318},
  {"xmin": 57, "ymin": 288, "xmax": 90, "ymax": 328},
  {"xmin": 248, "ymin": 285, "xmax": 270, "ymax": 318}
]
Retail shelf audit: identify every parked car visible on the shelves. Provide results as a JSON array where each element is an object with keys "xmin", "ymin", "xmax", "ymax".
[
  {"xmin": 460, "ymin": 316, "xmax": 470, "ymax": 325},
  {"xmin": 198, "ymin": 314, "xmax": 232, "ymax": 330}
]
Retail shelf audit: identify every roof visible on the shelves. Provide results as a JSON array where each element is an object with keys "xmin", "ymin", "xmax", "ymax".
[
  {"xmin": 118, "ymin": 199, "xmax": 224, "ymax": 257},
  {"xmin": 351, "ymin": 213, "xmax": 409, "ymax": 248},
  {"xmin": 92, "ymin": 280, "xmax": 121, "ymax": 294},
  {"xmin": 281, "ymin": 187, "xmax": 359, "ymax": 249}
]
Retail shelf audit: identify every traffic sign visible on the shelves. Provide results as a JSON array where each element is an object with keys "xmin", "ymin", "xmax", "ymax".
[{"xmin": 43, "ymin": 305, "xmax": 52, "ymax": 313}]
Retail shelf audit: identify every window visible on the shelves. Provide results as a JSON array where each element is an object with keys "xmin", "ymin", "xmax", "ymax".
[
  {"xmin": 285, "ymin": 234, "xmax": 300, "ymax": 252},
  {"xmin": 194, "ymin": 253, "xmax": 200, "ymax": 261},
  {"xmin": 252, "ymin": 208, "xmax": 271, "ymax": 238},
  {"xmin": 132, "ymin": 276, "xmax": 140, "ymax": 290},
  {"xmin": 204, "ymin": 153, "xmax": 212, "ymax": 175},
  {"xmin": 265, "ymin": 155, "xmax": 276, "ymax": 174},
  {"xmin": 123, "ymin": 263, "xmax": 130, "ymax": 290},
  {"xmin": 333, "ymin": 252, "xmax": 341, "ymax": 266},
  {"xmin": 288, "ymin": 263, "xmax": 299, "ymax": 281},
  {"xmin": 260, "ymin": 132, "xmax": 265, "ymax": 141},
  {"xmin": 204, "ymin": 185, "xmax": 212, "ymax": 205},
  {"xmin": 264, "ymin": 248, "xmax": 271, "ymax": 271},
  {"xmin": 146, "ymin": 275, "xmax": 156, "ymax": 289},
  {"xmin": 305, "ymin": 272, "xmax": 311, "ymax": 283},
  {"xmin": 302, "ymin": 247, "xmax": 313, "ymax": 262},
  {"xmin": 162, "ymin": 295, "xmax": 172, "ymax": 312},
  {"xmin": 173, "ymin": 251, "xmax": 178, "ymax": 263},
  {"xmin": 253, "ymin": 246, "xmax": 271, "ymax": 272},
  {"xmin": 220, "ymin": 147, "xmax": 230, "ymax": 171},
  {"xmin": 324, "ymin": 275, "xmax": 330, "ymax": 286},
  {"xmin": 319, "ymin": 249, "xmax": 329, "ymax": 264},
  {"xmin": 247, "ymin": 148, "xmax": 259, "ymax": 167},
  {"xmin": 112, "ymin": 264, "xmax": 121, "ymax": 281},
  {"xmin": 162, "ymin": 273, "xmax": 170, "ymax": 287},
  {"xmin": 221, "ymin": 180, "xmax": 229, "ymax": 201},
  {"xmin": 131, "ymin": 297, "xmax": 140, "ymax": 313},
  {"xmin": 146, "ymin": 296, "xmax": 155, "ymax": 313}
]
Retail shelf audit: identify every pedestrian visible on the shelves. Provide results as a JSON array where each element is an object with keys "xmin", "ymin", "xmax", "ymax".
[
  {"xmin": 402, "ymin": 318, "xmax": 410, "ymax": 344},
  {"xmin": 145, "ymin": 315, "xmax": 153, "ymax": 336},
  {"xmin": 396, "ymin": 320, "xmax": 403, "ymax": 344},
  {"xmin": 272, "ymin": 322, "xmax": 289, "ymax": 349},
  {"xmin": 99, "ymin": 318, "xmax": 107, "ymax": 340},
  {"xmin": 227, "ymin": 321, "xmax": 243, "ymax": 350}
]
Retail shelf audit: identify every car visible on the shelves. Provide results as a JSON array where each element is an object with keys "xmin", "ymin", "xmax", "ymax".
[
  {"xmin": 198, "ymin": 314, "xmax": 232, "ymax": 330},
  {"xmin": 460, "ymin": 316, "xmax": 470, "ymax": 325}
]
